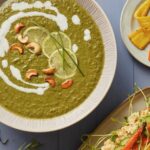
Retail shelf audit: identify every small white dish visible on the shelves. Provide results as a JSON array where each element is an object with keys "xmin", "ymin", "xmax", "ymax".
[{"xmin": 120, "ymin": 0, "xmax": 150, "ymax": 67}]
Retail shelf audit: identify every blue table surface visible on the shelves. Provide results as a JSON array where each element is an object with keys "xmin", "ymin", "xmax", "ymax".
[{"xmin": 0, "ymin": 0, "xmax": 150, "ymax": 150}]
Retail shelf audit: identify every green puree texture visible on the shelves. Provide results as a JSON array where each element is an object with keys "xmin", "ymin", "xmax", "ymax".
[{"xmin": 0, "ymin": 0, "xmax": 104, "ymax": 118}]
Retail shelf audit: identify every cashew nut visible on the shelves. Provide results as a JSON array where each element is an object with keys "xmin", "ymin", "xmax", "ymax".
[
  {"xmin": 26, "ymin": 42, "xmax": 41, "ymax": 55},
  {"xmin": 61, "ymin": 79, "xmax": 73, "ymax": 89},
  {"xmin": 14, "ymin": 23, "xmax": 25, "ymax": 33},
  {"xmin": 42, "ymin": 67, "xmax": 56, "ymax": 75},
  {"xmin": 17, "ymin": 34, "xmax": 29, "ymax": 44},
  {"xmin": 45, "ymin": 77, "xmax": 56, "ymax": 88},
  {"xmin": 26, "ymin": 69, "xmax": 38, "ymax": 80},
  {"xmin": 10, "ymin": 43, "xmax": 24, "ymax": 54}
]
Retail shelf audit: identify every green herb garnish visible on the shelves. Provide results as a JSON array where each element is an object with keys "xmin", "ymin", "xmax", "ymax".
[
  {"xmin": 134, "ymin": 83, "xmax": 139, "ymax": 93},
  {"xmin": 50, "ymin": 34, "xmax": 85, "ymax": 77},
  {"xmin": 111, "ymin": 117, "xmax": 127, "ymax": 126},
  {"xmin": 30, "ymin": 21, "xmax": 78, "ymax": 72},
  {"xmin": 49, "ymin": 34, "xmax": 72, "ymax": 69},
  {"xmin": 58, "ymin": 32, "xmax": 65, "ymax": 70},
  {"xmin": 18, "ymin": 139, "xmax": 42, "ymax": 150},
  {"xmin": 111, "ymin": 134, "xmax": 118, "ymax": 142}
]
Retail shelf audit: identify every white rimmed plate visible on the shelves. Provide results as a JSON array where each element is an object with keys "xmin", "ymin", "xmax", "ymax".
[
  {"xmin": 121, "ymin": 0, "xmax": 150, "ymax": 67},
  {"xmin": 0, "ymin": 0, "xmax": 117, "ymax": 132},
  {"xmin": 80, "ymin": 87, "xmax": 150, "ymax": 149}
]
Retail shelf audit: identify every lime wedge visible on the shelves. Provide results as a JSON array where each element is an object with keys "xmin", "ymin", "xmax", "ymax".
[
  {"xmin": 49, "ymin": 49, "xmax": 77, "ymax": 79},
  {"xmin": 23, "ymin": 26, "xmax": 49, "ymax": 45},
  {"xmin": 42, "ymin": 32, "xmax": 71, "ymax": 58}
]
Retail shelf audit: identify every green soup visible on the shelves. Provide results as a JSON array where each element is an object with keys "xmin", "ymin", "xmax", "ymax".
[{"xmin": 0, "ymin": 0, "xmax": 104, "ymax": 118}]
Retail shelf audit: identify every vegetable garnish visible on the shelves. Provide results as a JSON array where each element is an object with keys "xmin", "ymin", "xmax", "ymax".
[
  {"xmin": 50, "ymin": 34, "xmax": 85, "ymax": 77},
  {"xmin": 122, "ymin": 123, "xmax": 146, "ymax": 150},
  {"xmin": 58, "ymin": 32, "xmax": 65, "ymax": 70},
  {"xmin": 18, "ymin": 139, "xmax": 42, "ymax": 150},
  {"xmin": 49, "ymin": 33, "xmax": 72, "ymax": 69},
  {"xmin": 111, "ymin": 117, "xmax": 127, "ymax": 126},
  {"xmin": 81, "ymin": 86, "xmax": 150, "ymax": 150},
  {"xmin": 30, "ymin": 21, "xmax": 84, "ymax": 77}
]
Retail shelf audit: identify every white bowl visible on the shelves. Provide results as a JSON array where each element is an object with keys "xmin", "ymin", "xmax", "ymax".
[{"xmin": 0, "ymin": 0, "xmax": 117, "ymax": 132}]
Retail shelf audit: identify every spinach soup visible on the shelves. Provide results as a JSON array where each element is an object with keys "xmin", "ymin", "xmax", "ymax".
[{"xmin": 0, "ymin": 0, "xmax": 104, "ymax": 118}]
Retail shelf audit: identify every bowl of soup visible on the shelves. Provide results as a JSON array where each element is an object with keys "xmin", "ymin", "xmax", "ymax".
[{"xmin": 0, "ymin": 0, "xmax": 117, "ymax": 132}]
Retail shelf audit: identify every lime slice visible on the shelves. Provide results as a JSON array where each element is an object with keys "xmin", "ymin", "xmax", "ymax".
[
  {"xmin": 49, "ymin": 49, "xmax": 77, "ymax": 79},
  {"xmin": 42, "ymin": 32, "xmax": 71, "ymax": 58},
  {"xmin": 23, "ymin": 26, "xmax": 49, "ymax": 45}
]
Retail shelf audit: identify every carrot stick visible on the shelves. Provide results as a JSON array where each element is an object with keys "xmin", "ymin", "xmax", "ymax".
[
  {"xmin": 133, "ymin": 137, "xmax": 150, "ymax": 150},
  {"xmin": 122, "ymin": 124, "xmax": 146, "ymax": 150},
  {"xmin": 142, "ymin": 137, "xmax": 150, "ymax": 145},
  {"xmin": 148, "ymin": 50, "xmax": 150, "ymax": 61},
  {"xmin": 132, "ymin": 144, "xmax": 138, "ymax": 150}
]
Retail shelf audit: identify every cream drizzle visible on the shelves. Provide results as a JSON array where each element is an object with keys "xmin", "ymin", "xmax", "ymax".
[
  {"xmin": 0, "ymin": 1, "xmax": 69, "ymax": 95},
  {"xmin": 10, "ymin": 65, "xmax": 48, "ymax": 88},
  {"xmin": 84, "ymin": 29, "xmax": 91, "ymax": 41},
  {"xmin": 72, "ymin": 44, "xmax": 78, "ymax": 53},
  {"xmin": 0, "ymin": 11, "xmax": 68, "ymax": 57},
  {"xmin": 12, "ymin": 1, "xmax": 52, "ymax": 11},
  {"xmin": 0, "ymin": 68, "xmax": 49, "ymax": 95},
  {"xmin": 2, "ymin": 59, "xmax": 8, "ymax": 68},
  {"xmin": 72, "ymin": 15, "xmax": 80, "ymax": 25},
  {"xmin": 11, "ymin": 1, "xmax": 68, "ymax": 31},
  {"xmin": 0, "ymin": 1, "xmax": 68, "ymax": 57}
]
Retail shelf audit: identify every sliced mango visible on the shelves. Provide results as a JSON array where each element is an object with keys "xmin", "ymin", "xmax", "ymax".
[
  {"xmin": 134, "ymin": 0, "xmax": 150, "ymax": 18},
  {"xmin": 137, "ymin": 16, "xmax": 150, "ymax": 30},
  {"xmin": 128, "ymin": 28, "xmax": 150, "ymax": 50},
  {"xmin": 128, "ymin": 28, "xmax": 142, "ymax": 40},
  {"xmin": 128, "ymin": 0, "xmax": 150, "ymax": 50}
]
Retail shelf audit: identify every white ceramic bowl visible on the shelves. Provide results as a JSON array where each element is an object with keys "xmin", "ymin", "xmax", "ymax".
[{"xmin": 0, "ymin": 0, "xmax": 117, "ymax": 132}]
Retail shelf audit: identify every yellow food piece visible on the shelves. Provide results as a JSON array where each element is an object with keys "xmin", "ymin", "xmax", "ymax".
[
  {"xmin": 128, "ymin": 28, "xmax": 150, "ymax": 50},
  {"xmin": 128, "ymin": 28, "xmax": 141, "ymax": 40},
  {"xmin": 128, "ymin": 0, "xmax": 150, "ymax": 50},
  {"xmin": 134, "ymin": 0, "xmax": 150, "ymax": 30},
  {"xmin": 137, "ymin": 16, "xmax": 150, "ymax": 30},
  {"xmin": 134, "ymin": 0, "xmax": 150, "ymax": 18}
]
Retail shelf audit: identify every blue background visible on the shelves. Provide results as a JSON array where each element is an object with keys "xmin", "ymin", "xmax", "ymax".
[{"xmin": 0, "ymin": 0, "xmax": 150, "ymax": 149}]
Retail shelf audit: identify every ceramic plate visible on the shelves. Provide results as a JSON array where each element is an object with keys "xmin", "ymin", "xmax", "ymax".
[
  {"xmin": 0, "ymin": 0, "xmax": 117, "ymax": 132},
  {"xmin": 121, "ymin": 0, "xmax": 150, "ymax": 67},
  {"xmin": 80, "ymin": 87, "xmax": 150, "ymax": 150}
]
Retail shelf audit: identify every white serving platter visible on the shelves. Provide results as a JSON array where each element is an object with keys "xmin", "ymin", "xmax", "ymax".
[{"xmin": 80, "ymin": 87, "xmax": 150, "ymax": 150}]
